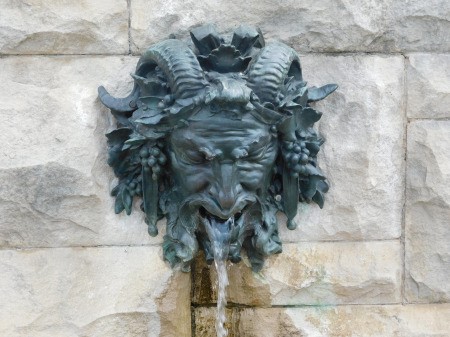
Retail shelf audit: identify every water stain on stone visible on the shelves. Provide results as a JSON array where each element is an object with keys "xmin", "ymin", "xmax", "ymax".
[
  {"xmin": 192, "ymin": 253, "xmax": 214, "ymax": 304},
  {"xmin": 194, "ymin": 307, "xmax": 237, "ymax": 337},
  {"xmin": 192, "ymin": 252, "xmax": 272, "ymax": 307}
]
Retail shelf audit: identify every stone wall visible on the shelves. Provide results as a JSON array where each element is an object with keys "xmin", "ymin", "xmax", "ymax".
[{"xmin": 0, "ymin": 1, "xmax": 449, "ymax": 336}]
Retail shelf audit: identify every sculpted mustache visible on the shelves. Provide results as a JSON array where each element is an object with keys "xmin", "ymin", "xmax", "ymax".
[
  {"xmin": 176, "ymin": 192, "xmax": 259, "ymax": 229},
  {"xmin": 176, "ymin": 193, "xmax": 214, "ymax": 230}
]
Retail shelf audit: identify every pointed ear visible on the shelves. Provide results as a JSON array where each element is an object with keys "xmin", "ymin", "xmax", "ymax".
[{"xmin": 307, "ymin": 84, "xmax": 338, "ymax": 102}]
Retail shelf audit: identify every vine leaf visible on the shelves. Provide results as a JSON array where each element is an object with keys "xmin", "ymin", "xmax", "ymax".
[
  {"xmin": 115, "ymin": 196, "xmax": 125, "ymax": 214},
  {"xmin": 302, "ymin": 175, "xmax": 322, "ymax": 200},
  {"xmin": 231, "ymin": 25, "xmax": 263, "ymax": 56},
  {"xmin": 280, "ymin": 85, "xmax": 308, "ymax": 108},
  {"xmin": 190, "ymin": 24, "xmax": 221, "ymax": 55},
  {"xmin": 297, "ymin": 107, "xmax": 322, "ymax": 131},
  {"xmin": 300, "ymin": 174, "xmax": 329, "ymax": 207},
  {"xmin": 312, "ymin": 190, "xmax": 325, "ymax": 208},
  {"xmin": 303, "ymin": 164, "xmax": 326, "ymax": 179},
  {"xmin": 112, "ymin": 182, "xmax": 132, "ymax": 215},
  {"xmin": 106, "ymin": 128, "xmax": 132, "ymax": 147},
  {"xmin": 123, "ymin": 133, "xmax": 147, "ymax": 150}
]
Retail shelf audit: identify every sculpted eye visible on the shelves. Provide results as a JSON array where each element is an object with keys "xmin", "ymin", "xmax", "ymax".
[
  {"xmin": 246, "ymin": 146, "xmax": 267, "ymax": 161},
  {"xmin": 180, "ymin": 150, "xmax": 206, "ymax": 164}
]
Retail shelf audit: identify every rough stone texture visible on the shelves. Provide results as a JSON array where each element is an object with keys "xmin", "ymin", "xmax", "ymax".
[
  {"xmin": 194, "ymin": 304, "xmax": 450, "ymax": 337},
  {"xmin": 0, "ymin": 246, "xmax": 191, "ymax": 337},
  {"xmin": 389, "ymin": 0, "xmax": 450, "ymax": 53},
  {"xmin": 194, "ymin": 308, "xmax": 237, "ymax": 337},
  {"xmin": 0, "ymin": 56, "xmax": 171, "ymax": 248},
  {"xmin": 405, "ymin": 121, "xmax": 450, "ymax": 303},
  {"xmin": 0, "ymin": 0, "xmax": 128, "ymax": 55},
  {"xmin": 407, "ymin": 54, "xmax": 450, "ymax": 119},
  {"xmin": 279, "ymin": 55, "xmax": 405, "ymax": 242},
  {"xmin": 2, "ymin": 0, "xmax": 448, "ymax": 55},
  {"xmin": 130, "ymin": 0, "xmax": 450, "ymax": 54},
  {"xmin": 1, "ymin": 2, "xmax": 450, "ymax": 336},
  {"xmin": 130, "ymin": 0, "xmax": 394, "ymax": 54},
  {"xmin": 193, "ymin": 241, "xmax": 401, "ymax": 306}
]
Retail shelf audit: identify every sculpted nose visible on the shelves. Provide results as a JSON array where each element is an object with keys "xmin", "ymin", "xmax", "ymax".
[
  {"xmin": 217, "ymin": 183, "xmax": 243, "ymax": 211},
  {"xmin": 210, "ymin": 163, "xmax": 243, "ymax": 215}
]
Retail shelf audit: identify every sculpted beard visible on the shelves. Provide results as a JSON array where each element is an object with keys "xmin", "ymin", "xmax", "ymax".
[{"xmin": 161, "ymin": 189, "xmax": 282, "ymax": 272}]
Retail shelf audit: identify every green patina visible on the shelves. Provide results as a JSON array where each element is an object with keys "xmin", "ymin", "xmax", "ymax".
[{"xmin": 98, "ymin": 24, "xmax": 337, "ymax": 272}]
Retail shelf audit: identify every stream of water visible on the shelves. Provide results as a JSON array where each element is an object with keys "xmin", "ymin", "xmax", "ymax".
[{"xmin": 205, "ymin": 217, "xmax": 234, "ymax": 337}]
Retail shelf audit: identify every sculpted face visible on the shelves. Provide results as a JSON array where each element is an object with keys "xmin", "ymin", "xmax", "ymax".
[
  {"xmin": 169, "ymin": 114, "xmax": 277, "ymax": 216},
  {"xmin": 99, "ymin": 24, "xmax": 336, "ymax": 271},
  {"xmin": 167, "ymin": 112, "xmax": 279, "ymax": 264}
]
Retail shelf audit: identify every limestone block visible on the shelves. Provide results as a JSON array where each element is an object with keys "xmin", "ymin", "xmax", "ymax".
[
  {"xmin": 195, "ymin": 304, "xmax": 450, "ymax": 337},
  {"xmin": 280, "ymin": 55, "xmax": 405, "ymax": 241},
  {"xmin": 389, "ymin": 0, "xmax": 450, "ymax": 52},
  {"xmin": 130, "ymin": 0, "xmax": 393, "ymax": 53},
  {"xmin": 0, "ymin": 247, "xmax": 191, "ymax": 337},
  {"xmin": 0, "ymin": 56, "xmax": 169, "ymax": 248},
  {"xmin": 405, "ymin": 121, "xmax": 450, "ymax": 303},
  {"xmin": 407, "ymin": 54, "xmax": 450, "ymax": 119},
  {"xmin": 193, "ymin": 241, "xmax": 401, "ymax": 306},
  {"xmin": 195, "ymin": 307, "xmax": 236, "ymax": 337},
  {"xmin": 0, "ymin": 0, "xmax": 128, "ymax": 55}
]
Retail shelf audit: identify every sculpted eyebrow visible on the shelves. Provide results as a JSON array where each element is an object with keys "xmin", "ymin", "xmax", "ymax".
[
  {"xmin": 247, "ymin": 135, "xmax": 271, "ymax": 152},
  {"xmin": 178, "ymin": 134, "xmax": 201, "ymax": 148},
  {"xmin": 186, "ymin": 139, "xmax": 217, "ymax": 159},
  {"xmin": 198, "ymin": 146, "xmax": 216, "ymax": 160},
  {"xmin": 231, "ymin": 137, "xmax": 271, "ymax": 160}
]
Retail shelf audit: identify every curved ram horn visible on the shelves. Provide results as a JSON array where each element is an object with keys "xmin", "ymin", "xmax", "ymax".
[
  {"xmin": 98, "ymin": 39, "xmax": 206, "ymax": 111},
  {"xmin": 98, "ymin": 84, "xmax": 140, "ymax": 113},
  {"xmin": 137, "ymin": 39, "xmax": 206, "ymax": 99},
  {"xmin": 246, "ymin": 42, "xmax": 302, "ymax": 104}
]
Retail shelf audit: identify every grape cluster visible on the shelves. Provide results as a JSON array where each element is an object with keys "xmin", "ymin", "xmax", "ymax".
[
  {"xmin": 127, "ymin": 175, "xmax": 142, "ymax": 197},
  {"xmin": 139, "ymin": 145, "xmax": 167, "ymax": 180},
  {"xmin": 282, "ymin": 140, "xmax": 311, "ymax": 178}
]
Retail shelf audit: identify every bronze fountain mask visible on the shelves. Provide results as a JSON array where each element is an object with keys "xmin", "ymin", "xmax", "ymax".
[{"xmin": 99, "ymin": 24, "xmax": 337, "ymax": 272}]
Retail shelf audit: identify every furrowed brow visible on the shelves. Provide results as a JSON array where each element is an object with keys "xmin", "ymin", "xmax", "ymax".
[
  {"xmin": 199, "ymin": 146, "xmax": 216, "ymax": 160},
  {"xmin": 246, "ymin": 134, "xmax": 271, "ymax": 152}
]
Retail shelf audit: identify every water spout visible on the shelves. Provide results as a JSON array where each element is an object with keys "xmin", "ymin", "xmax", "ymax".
[{"xmin": 204, "ymin": 216, "xmax": 234, "ymax": 337}]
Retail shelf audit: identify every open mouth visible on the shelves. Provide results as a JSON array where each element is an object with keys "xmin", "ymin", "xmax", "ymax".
[
  {"xmin": 199, "ymin": 206, "xmax": 245, "ymax": 223},
  {"xmin": 198, "ymin": 205, "xmax": 250, "ymax": 263},
  {"xmin": 199, "ymin": 206, "xmax": 235, "ymax": 239}
]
